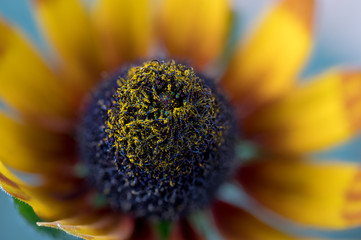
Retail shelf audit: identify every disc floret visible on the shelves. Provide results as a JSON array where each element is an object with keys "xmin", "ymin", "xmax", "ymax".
[
  {"xmin": 106, "ymin": 60, "xmax": 225, "ymax": 180},
  {"xmin": 79, "ymin": 60, "xmax": 237, "ymax": 219}
]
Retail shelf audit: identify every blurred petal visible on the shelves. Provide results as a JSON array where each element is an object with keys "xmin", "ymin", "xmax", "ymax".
[
  {"xmin": 38, "ymin": 211, "xmax": 134, "ymax": 240},
  {"xmin": 0, "ymin": 20, "xmax": 75, "ymax": 119},
  {"xmin": 237, "ymin": 158, "xmax": 361, "ymax": 229},
  {"xmin": 158, "ymin": 0, "xmax": 232, "ymax": 70},
  {"xmin": 244, "ymin": 70, "xmax": 361, "ymax": 154},
  {"xmin": 170, "ymin": 220, "xmax": 204, "ymax": 240},
  {"xmin": 93, "ymin": 0, "xmax": 154, "ymax": 70},
  {"xmin": 129, "ymin": 220, "xmax": 156, "ymax": 240},
  {"xmin": 221, "ymin": 0, "xmax": 314, "ymax": 108},
  {"xmin": 0, "ymin": 112, "xmax": 75, "ymax": 174},
  {"xmin": 212, "ymin": 201, "xmax": 320, "ymax": 239},
  {"xmin": 33, "ymin": 0, "xmax": 103, "ymax": 89},
  {"xmin": 0, "ymin": 161, "xmax": 86, "ymax": 220}
]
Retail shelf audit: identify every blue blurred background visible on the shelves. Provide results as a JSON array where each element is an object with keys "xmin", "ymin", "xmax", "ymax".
[{"xmin": 1, "ymin": 0, "xmax": 361, "ymax": 239}]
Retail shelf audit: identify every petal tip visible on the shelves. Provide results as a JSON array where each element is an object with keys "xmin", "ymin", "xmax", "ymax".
[{"xmin": 281, "ymin": 0, "xmax": 315, "ymax": 32}]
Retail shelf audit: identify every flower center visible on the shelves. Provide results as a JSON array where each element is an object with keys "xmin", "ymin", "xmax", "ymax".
[{"xmin": 78, "ymin": 60, "xmax": 237, "ymax": 220}]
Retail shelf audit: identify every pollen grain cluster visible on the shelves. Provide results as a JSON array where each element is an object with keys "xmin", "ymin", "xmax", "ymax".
[{"xmin": 106, "ymin": 60, "xmax": 224, "ymax": 180}]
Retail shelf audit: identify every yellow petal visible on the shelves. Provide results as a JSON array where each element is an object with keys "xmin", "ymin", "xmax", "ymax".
[
  {"xmin": 237, "ymin": 158, "xmax": 361, "ymax": 229},
  {"xmin": 221, "ymin": 0, "xmax": 314, "ymax": 108},
  {"xmin": 0, "ymin": 20, "xmax": 75, "ymax": 119},
  {"xmin": 0, "ymin": 168, "xmax": 31, "ymax": 202},
  {"xmin": 0, "ymin": 161, "xmax": 86, "ymax": 220},
  {"xmin": 158, "ymin": 0, "xmax": 232, "ymax": 70},
  {"xmin": 33, "ymin": 0, "xmax": 103, "ymax": 90},
  {"xmin": 93, "ymin": 0, "xmax": 154, "ymax": 70},
  {"xmin": 0, "ymin": 112, "xmax": 75, "ymax": 174},
  {"xmin": 38, "ymin": 211, "xmax": 134, "ymax": 240},
  {"xmin": 244, "ymin": 70, "xmax": 361, "ymax": 154},
  {"xmin": 212, "ymin": 201, "xmax": 321, "ymax": 240}
]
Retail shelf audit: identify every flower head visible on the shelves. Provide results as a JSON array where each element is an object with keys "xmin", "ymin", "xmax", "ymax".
[
  {"xmin": 1, "ymin": 0, "xmax": 361, "ymax": 239},
  {"xmin": 79, "ymin": 59, "xmax": 237, "ymax": 220}
]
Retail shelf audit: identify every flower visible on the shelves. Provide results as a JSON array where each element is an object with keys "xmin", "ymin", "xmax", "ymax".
[{"xmin": 1, "ymin": 0, "xmax": 361, "ymax": 239}]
